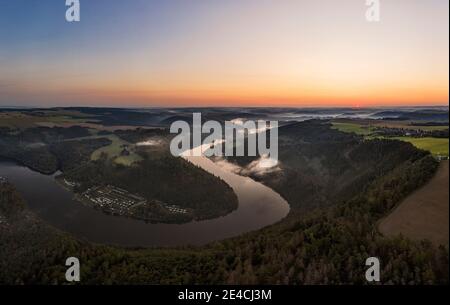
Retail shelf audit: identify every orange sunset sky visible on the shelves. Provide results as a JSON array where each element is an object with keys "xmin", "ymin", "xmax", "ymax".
[{"xmin": 0, "ymin": 0, "xmax": 448, "ymax": 107}]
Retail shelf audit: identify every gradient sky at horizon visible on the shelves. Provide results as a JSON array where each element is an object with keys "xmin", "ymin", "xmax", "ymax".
[{"xmin": 0, "ymin": 0, "xmax": 448, "ymax": 107}]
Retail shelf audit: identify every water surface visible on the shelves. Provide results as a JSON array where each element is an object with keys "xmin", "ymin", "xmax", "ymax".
[{"xmin": 0, "ymin": 154, "xmax": 289, "ymax": 247}]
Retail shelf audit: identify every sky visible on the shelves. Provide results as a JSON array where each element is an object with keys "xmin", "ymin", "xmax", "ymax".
[{"xmin": 0, "ymin": 0, "xmax": 448, "ymax": 107}]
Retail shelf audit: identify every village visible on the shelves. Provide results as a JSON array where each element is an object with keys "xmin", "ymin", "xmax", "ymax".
[{"xmin": 80, "ymin": 184, "xmax": 189, "ymax": 218}]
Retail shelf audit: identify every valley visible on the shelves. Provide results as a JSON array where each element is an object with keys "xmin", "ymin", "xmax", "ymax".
[{"xmin": 1, "ymin": 107, "xmax": 448, "ymax": 284}]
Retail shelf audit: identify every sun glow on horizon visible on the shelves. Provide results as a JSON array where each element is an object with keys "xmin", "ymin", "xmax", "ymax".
[{"xmin": 0, "ymin": 0, "xmax": 448, "ymax": 107}]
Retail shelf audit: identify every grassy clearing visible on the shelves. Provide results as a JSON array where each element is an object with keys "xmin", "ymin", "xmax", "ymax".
[
  {"xmin": 114, "ymin": 154, "xmax": 143, "ymax": 166},
  {"xmin": 91, "ymin": 135, "xmax": 142, "ymax": 166},
  {"xmin": 391, "ymin": 137, "xmax": 449, "ymax": 157},
  {"xmin": 331, "ymin": 122, "xmax": 375, "ymax": 135}
]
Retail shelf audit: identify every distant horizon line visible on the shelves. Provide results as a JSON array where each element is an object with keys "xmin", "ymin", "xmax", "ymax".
[{"xmin": 0, "ymin": 104, "xmax": 449, "ymax": 110}]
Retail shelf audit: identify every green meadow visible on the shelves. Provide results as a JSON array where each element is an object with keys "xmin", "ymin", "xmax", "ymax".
[
  {"xmin": 391, "ymin": 137, "xmax": 449, "ymax": 157},
  {"xmin": 91, "ymin": 135, "xmax": 143, "ymax": 166},
  {"xmin": 331, "ymin": 122, "xmax": 375, "ymax": 135}
]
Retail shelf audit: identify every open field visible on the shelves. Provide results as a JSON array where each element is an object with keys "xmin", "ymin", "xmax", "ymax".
[
  {"xmin": 332, "ymin": 119, "xmax": 449, "ymax": 157},
  {"xmin": 391, "ymin": 137, "xmax": 449, "ymax": 157},
  {"xmin": 91, "ymin": 135, "xmax": 143, "ymax": 166},
  {"xmin": 379, "ymin": 161, "xmax": 449, "ymax": 246},
  {"xmin": 331, "ymin": 122, "xmax": 375, "ymax": 135}
]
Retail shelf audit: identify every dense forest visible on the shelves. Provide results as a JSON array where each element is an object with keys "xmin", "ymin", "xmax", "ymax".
[
  {"xmin": 230, "ymin": 121, "xmax": 436, "ymax": 211},
  {"xmin": 0, "ymin": 121, "xmax": 448, "ymax": 284}
]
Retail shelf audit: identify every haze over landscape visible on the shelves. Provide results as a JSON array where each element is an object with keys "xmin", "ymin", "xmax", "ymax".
[{"xmin": 0, "ymin": 0, "xmax": 448, "ymax": 107}]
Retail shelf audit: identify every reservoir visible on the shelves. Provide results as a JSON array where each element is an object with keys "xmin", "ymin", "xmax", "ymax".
[{"xmin": 0, "ymin": 154, "xmax": 290, "ymax": 247}]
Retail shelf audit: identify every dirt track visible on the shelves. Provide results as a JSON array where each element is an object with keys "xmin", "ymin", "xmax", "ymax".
[{"xmin": 379, "ymin": 161, "xmax": 449, "ymax": 246}]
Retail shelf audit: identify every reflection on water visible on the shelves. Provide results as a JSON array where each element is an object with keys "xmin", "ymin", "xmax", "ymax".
[{"xmin": 0, "ymin": 154, "xmax": 289, "ymax": 247}]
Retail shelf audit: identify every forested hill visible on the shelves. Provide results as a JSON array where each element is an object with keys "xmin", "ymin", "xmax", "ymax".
[
  {"xmin": 230, "ymin": 120, "xmax": 436, "ymax": 211},
  {"xmin": 0, "ymin": 121, "xmax": 448, "ymax": 284}
]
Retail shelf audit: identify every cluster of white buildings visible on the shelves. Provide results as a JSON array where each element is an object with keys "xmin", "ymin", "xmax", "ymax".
[
  {"xmin": 82, "ymin": 185, "xmax": 145, "ymax": 215},
  {"xmin": 165, "ymin": 204, "xmax": 188, "ymax": 214},
  {"xmin": 80, "ymin": 184, "xmax": 189, "ymax": 217}
]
